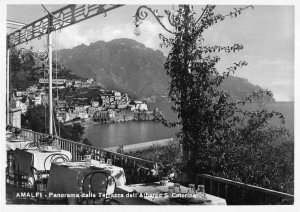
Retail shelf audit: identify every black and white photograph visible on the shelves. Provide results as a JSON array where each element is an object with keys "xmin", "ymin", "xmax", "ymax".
[{"xmin": 0, "ymin": 0, "xmax": 298, "ymax": 210}]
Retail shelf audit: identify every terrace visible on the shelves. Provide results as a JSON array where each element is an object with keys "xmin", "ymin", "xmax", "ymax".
[
  {"xmin": 5, "ymin": 3, "xmax": 294, "ymax": 207},
  {"xmin": 6, "ymin": 126, "xmax": 294, "ymax": 205}
]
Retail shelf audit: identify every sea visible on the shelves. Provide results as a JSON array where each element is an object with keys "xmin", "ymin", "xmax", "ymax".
[{"xmin": 83, "ymin": 101, "xmax": 294, "ymax": 148}]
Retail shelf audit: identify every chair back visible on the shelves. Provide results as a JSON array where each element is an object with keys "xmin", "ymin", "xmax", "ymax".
[
  {"xmin": 44, "ymin": 153, "xmax": 70, "ymax": 172},
  {"xmin": 30, "ymin": 166, "xmax": 48, "ymax": 193},
  {"xmin": 24, "ymin": 142, "xmax": 36, "ymax": 149},
  {"xmin": 14, "ymin": 148, "xmax": 33, "ymax": 174},
  {"xmin": 12, "ymin": 151, "xmax": 20, "ymax": 173},
  {"xmin": 31, "ymin": 166, "xmax": 41, "ymax": 182},
  {"xmin": 81, "ymin": 171, "xmax": 116, "ymax": 196}
]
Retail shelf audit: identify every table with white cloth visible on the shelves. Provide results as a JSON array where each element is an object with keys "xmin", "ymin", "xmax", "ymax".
[
  {"xmin": 13, "ymin": 148, "xmax": 72, "ymax": 187},
  {"xmin": 114, "ymin": 182, "xmax": 227, "ymax": 205},
  {"xmin": 14, "ymin": 148, "xmax": 72, "ymax": 174},
  {"xmin": 6, "ymin": 138, "xmax": 33, "ymax": 150},
  {"xmin": 46, "ymin": 160, "xmax": 126, "ymax": 204}
]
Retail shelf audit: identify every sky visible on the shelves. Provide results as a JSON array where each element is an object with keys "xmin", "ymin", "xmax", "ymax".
[{"xmin": 5, "ymin": 3, "xmax": 295, "ymax": 102}]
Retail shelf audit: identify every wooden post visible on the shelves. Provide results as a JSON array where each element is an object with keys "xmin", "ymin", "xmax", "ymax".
[
  {"xmin": 48, "ymin": 14, "xmax": 53, "ymax": 135},
  {"xmin": 225, "ymin": 184, "xmax": 228, "ymax": 202},
  {"xmin": 6, "ymin": 47, "xmax": 10, "ymax": 125}
]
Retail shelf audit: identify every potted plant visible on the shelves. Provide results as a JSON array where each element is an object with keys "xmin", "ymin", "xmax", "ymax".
[
  {"xmin": 173, "ymin": 164, "xmax": 195, "ymax": 184},
  {"xmin": 39, "ymin": 135, "xmax": 54, "ymax": 146},
  {"xmin": 78, "ymin": 147, "xmax": 93, "ymax": 167},
  {"xmin": 77, "ymin": 147, "xmax": 92, "ymax": 156},
  {"xmin": 77, "ymin": 147, "xmax": 93, "ymax": 161},
  {"xmin": 14, "ymin": 128, "xmax": 22, "ymax": 139}
]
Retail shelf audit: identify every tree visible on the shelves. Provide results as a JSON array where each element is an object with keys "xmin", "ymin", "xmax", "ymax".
[
  {"xmin": 218, "ymin": 126, "xmax": 294, "ymax": 193},
  {"xmin": 9, "ymin": 47, "xmax": 37, "ymax": 91},
  {"xmin": 160, "ymin": 5, "xmax": 285, "ymax": 174},
  {"xmin": 22, "ymin": 105, "xmax": 86, "ymax": 142},
  {"xmin": 83, "ymin": 138, "xmax": 93, "ymax": 146},
  {"xmin": 21, "ymin": 105, "xmax": 48, "ymax": 133}
]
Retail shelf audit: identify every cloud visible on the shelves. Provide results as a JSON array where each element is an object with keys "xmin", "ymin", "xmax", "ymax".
[
  {"xmin": 237, "ymin": 58, "xmax": 294, "ymax": 102},
  {"xmin": 56, "ymin": 26, "xmax": 90, "ymax": 49},
  {"xmin": 51, "ymin": 8, "xmax": 293, "ymax": 102},
  {"xmin": 56, "ymin": 18, "xmax": 172, "ymax": 55}
]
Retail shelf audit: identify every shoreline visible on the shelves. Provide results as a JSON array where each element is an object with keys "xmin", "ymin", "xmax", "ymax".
[
  {"xmin": 65, "ymin": 108, "xmax": 166, "ymax": 126},
  {"xmin": 64, "ymin": 116, "xmax": 165, "ymax": 127},
  {"xmin": 80, "ymin": 118, "xmax": 164, "ymax": 126}
]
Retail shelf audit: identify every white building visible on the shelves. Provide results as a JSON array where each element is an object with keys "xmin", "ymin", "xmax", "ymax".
[
  {"xmin": 133, "ymin": 101, "xmax": 148, "ymax": 111},
  {"xmin": 15, "ymin": 91, "xmax": 27, "ymax": 97},
  {"xmin": 9, "ymin": 108, "xmax": 21, "ymax": 128},
  {"xmin": 27, "ymin": 85, "xmax": 38, "ymax": 93},
  {"xmin": 114, "ymin": 91, "xmax": 121, "ymax": 97},
  {"xmin": 108, "ymin": 109, "xmax": 116, "ymax": 118},
  {"xmin": 56, "ymin": 111, "xmax": 70, "ymax": 122},
  {"xmin": 69, "ymin": 112, "xmax": 77, "ymax": 120},
  {"xmin": 117, "ymin": 101, "xmax": 128, "ymax": 109},
  {"xmin": 39, "ymin": 78, "xmax": 66, "ymax": 86},
  {"xmin": 91, "ymin": 100, "xmax": 99, "ymax": 107},
  {"xmin": 15, "ymin": 100, "xmax": 28, "ymax": 114},
  {"xmin": 74, "ymin": 106, "xmax": 86, "ymax": 113},
  {"xmin": 87, "ymin": 78, "xmax": 94, "ymax": 83},
  {"xmin": 32, "ymin": 94, "xmax": 42, "ymax": 106},
  {"xmin": 65, "ymin": 81, "xmax": 73, "ymax": 87},
  {"xmin": 77, "ymin": 112, "xmax": 89, "ymax": 119}
]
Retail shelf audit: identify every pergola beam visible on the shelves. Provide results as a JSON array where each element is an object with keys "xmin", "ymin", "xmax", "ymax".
[
  {"xmin": 7, "ymin": 20, "xmax": 27, "ymax": 26},
  {"xmin": 7, "ymin": 4, "xmax": 124, "ymax": 48}
]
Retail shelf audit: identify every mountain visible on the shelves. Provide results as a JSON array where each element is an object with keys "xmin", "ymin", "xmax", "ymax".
[
  {"xmin": 57, "ymin": 38, "xmax": 167, "ymax": 98},
  {"xmin": 57, "ymin": 38, "xmax": 274, "ymax": 102},
  {"xmin": 221, "ymin": 76, "xmax": 275, "ymax": 102}
]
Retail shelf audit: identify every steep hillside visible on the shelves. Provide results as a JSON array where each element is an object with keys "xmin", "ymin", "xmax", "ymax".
[{"xmin": 57, "ymin": 38, "xmax": 274, "ymax": 102}]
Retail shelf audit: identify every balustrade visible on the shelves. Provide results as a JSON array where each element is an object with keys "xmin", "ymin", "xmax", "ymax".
[
  {"xmin": 8, "ymin": 126, "xmax": 161, "ymax": 184},
  {"xmin": 7, "ymin": 126, "xmax": 294, "ymax": 204},
  {"xmin": 196, "ymin": 174, "xmax": 294, "ymax": 205}
]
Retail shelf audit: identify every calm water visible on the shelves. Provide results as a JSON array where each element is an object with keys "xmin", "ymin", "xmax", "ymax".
[{"xmin": 83, "ymin": 101, "xmax": 294, "ymax": 148}]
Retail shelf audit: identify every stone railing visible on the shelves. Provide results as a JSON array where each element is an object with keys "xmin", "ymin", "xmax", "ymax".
[
  {"xmin": 196, "ymin": 174, "xmax": 294, "ymax": 205},
  {"xmin": 8, "ymin": 126, "xmax": 162, "ymax": 184}
]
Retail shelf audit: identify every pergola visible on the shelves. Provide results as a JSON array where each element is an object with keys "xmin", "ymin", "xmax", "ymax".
[{"xmin": 6, "ymin": 4, "xmax": 124, "ymax": 135}]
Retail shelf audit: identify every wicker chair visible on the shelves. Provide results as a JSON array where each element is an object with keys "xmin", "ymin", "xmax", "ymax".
[
  {"xmin": 44, "ymin": 153, "xmax": 70, "ymax": 174},
  {"xmin": 31, "ymin": 167, "xmax": 48, "ymax": 202},
  {"xmin": 24, "ymin": 142, "xmax": 37, "ymax": 149},
  {"xmin": 6, "ymin": 150, "xmax": 15, "ymax": 185},
  {"xmin": 11, "ymin": 151, "xmax": 30, "ymax": 188},
  {"xmin": 30, "ymin": 166, "xmax": 68, "ymax": 204},
  {"xmin": 79, "ymin": 171, "xmax": 123, "ymax": 205}
]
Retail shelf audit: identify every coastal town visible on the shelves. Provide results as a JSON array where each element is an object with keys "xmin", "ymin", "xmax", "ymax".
[{"xmin": 10, "ymin": 77, "xmax": 165, "ymax": 124}]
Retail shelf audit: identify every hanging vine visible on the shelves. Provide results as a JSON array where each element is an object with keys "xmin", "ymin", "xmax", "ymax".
[{"xmin": 159, "ymin": 5, "xmax": 285, "ymax": 173}]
